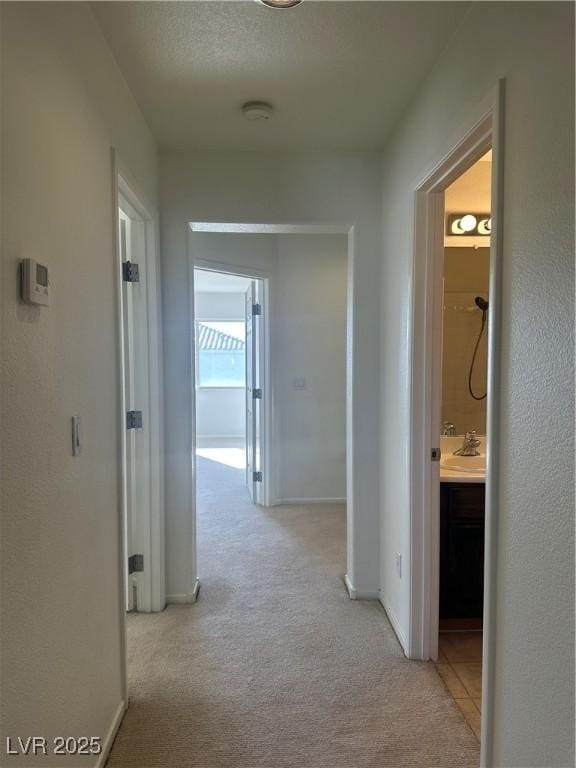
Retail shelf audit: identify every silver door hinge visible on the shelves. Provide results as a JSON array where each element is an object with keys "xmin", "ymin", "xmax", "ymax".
[
  {"xmin": 253, "ymin": 471, "xmax": 263, "ymax": 482},
  {"xmin": 122, "ymin": 261, "xmax": 140, "ymax": 283},
  {"xmin": 126, "ymin": 410, "xmax": 143, "ymax": 429},
  {"xmin": 431, "ymin": 447, "xmax": 441, "ymax": 461},
  {"xmin": 128, "ymin": 554, "xmax": 144, "ymax": 574},
  {"xmin": 252, "ymin": 303, "xmax": 262, "ymax": 316},
  {"xmin": 253, "ymin": 388, "xmax": 262, "ymax": 399}
]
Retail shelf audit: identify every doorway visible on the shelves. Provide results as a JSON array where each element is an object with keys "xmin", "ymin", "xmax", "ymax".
[
  {"xmin": 435, "ymin": 150, "xmax": 492, "ymax": 741},
  {"xmin": 193, "ymin": 267, "xmax": 266, "ymax": 516},
  {"xmin": 408, "ymin": 92, "xmax": 505, "ymax": 762},
  {"xmin": 190, "ymin": 225, "xmax": 351, "ymax": 595}
]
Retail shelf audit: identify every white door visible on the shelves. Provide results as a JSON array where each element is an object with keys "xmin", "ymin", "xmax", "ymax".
[
  {"xmin": 245, "ymin": 280, "xmax": 263, "ymax": 503},
  {"xmin": 119, "ymin": 207, "xmax": 152, "ymax": 611}
]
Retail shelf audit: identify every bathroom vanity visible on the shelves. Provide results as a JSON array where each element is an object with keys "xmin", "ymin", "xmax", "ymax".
[
  {"xmin": 439, "ymin": 482, "xmax": 485, "ymax": 622},
  {"xmin": 439, "ymin": 436, "xmax": 486, "ymax": 624}
]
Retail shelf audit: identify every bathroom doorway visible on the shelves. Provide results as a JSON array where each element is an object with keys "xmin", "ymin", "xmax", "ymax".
[
  {"xmin": 435, "ymin": 150, "xmax": 492, "ymax": 740},
  {"xmin": 407, "ymin": 95, "xmax": 505, "ymax": 760}
]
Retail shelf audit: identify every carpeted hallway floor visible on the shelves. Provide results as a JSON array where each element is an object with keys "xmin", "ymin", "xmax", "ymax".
[{"xmin": 107, "ymin": 450, "xmax": 480, "ymax": 767}]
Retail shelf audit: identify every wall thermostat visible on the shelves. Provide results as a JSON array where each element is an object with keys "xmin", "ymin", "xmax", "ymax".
[{"xmin": 20, "ymin": 258, "xmax": 50, "ymax": 306}]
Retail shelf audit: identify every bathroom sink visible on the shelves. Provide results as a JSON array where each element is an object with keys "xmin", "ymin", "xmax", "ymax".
[{"xmin": 441, "ymin": 455, "xmax": 485, "ymax": 473}]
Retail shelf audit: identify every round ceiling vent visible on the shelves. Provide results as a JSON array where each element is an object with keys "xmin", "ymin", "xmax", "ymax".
[{"xmin": 241, "ymin": 102, "xmax": 274, "ymax": 121}]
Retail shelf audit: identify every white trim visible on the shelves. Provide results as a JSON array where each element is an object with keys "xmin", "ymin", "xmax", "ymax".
[
  {"xmin": 276, "ymin": 497, "xmax": 346, "ymax": 505},
  {"xmin": 380, "ymin": 598, "xmax": 408, "ymax": 652},
  {"xmin": 166, "ymin": 579, "xmax": 201, "ymax": 604},
  {"xmin": 116, "ymin": 166, "xmax": 165, "ymax": 615},
  {"xmin": 344, "ymin": 574, "xmax": 357, "ymax": 599},
  {"xmin": 407, "ymin": 80, "xmax": 505, "ymax": 768},
  {"xmin": 196, "ymin": 434, "xmax": 245, "ymax": 440},
  {"xmin": 480, "ymin": 81, "xmax": 506, "ymax": 768},
  {"xmin": 189, "ymin": 221, "xmax": 358, "ymax": 600},
  {"xmin": 111, "ymin": 149, "xmax": 128, "ymax": 706},
  {"xmin": 190, "ymin": 222, "xmax": 351, "ymax": 235},
  {"xmin": 345, "ymin": 574, "xmax": 380, "ymax": 601},
  {"xmin": 95, "ymin": 699, "xmax": 126, "ymax": 768}
]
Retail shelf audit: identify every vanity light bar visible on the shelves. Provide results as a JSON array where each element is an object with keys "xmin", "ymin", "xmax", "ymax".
[{"xmin": 447, "ymin": 213, "xmax": 491, "ymax": 236}]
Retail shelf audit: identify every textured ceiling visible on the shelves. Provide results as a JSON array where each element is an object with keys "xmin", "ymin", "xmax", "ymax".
[{"xmin": 92, "ymin": 1, "xmax": 470, "ymax": 151}]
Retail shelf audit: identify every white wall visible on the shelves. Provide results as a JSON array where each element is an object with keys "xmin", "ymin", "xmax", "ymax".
[
  {"xmin": 0, "ymin": 3, "xmax": 157, "ymax": 764},
  {"xmin": 194, "ymin": 291, "xmax": 246, "ymax": 439},
  {"xmin": 165, "ymin": 195, "xmax": 371, "ymax": 598},
  {"xmin": 378, "ymin": 3, "xmax": 574, "ymax": 766},
  {"xmin": 276, "ymin": 234, "xmax": 347, "ymax": 502}
]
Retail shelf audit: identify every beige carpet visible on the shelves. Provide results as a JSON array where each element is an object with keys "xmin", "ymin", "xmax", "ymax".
[{"xmin": 107, "ymin": 451, "xmax": 480, "ymax": 768}]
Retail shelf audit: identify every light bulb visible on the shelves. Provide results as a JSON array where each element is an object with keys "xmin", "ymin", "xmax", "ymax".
[
  {"xmin": 478, "ymin": 218, "xmax": 491, "ymax": 235},
  {"xmin": 459, "ymin": 214, "xmax": 477, "ymax": 233}
]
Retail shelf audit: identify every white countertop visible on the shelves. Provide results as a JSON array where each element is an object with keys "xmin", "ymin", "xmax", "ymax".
[{"xmin": 440, "ymin": 435, "xmax": 486, "ymax": 484}]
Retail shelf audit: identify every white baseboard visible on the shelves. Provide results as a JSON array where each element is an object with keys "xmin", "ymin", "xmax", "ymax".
[
  {"xmin": 344, "ymin": 574, "xmax": 380, "ymax": 600},
  {"xmin": 276, "ymin": 497, "xmax": 346, "ymax": 505},
  {"xmin": 166, "ymin": 578, "xmax": 200, "ymax": 604},
  {"xmin": 95, "ymin": 699, "xmax": 126, "ymax": 768},
  {"xmin": 379, "ymin": 596, "xmax": 408, "ymax": 654},
  {"xmin": 344, "ymin": 573, "xmax": 357, "ymax": 599}
]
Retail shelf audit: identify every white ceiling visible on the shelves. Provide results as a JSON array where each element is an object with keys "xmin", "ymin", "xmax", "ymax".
[
  {"xmin": 194, "ymin": 268, "xmax": 253, "ymax": 292},
  {"xmin": 92, "ymin": 1, "xmax": 469, "ymax": 152}
]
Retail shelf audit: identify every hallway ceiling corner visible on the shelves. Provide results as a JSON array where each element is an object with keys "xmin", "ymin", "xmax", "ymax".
[{"xmin": 92, "ymin": 1, "xmax": 470, "ymax": 152}]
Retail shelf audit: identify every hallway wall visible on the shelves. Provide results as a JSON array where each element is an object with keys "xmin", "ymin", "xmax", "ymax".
[
  {"xmin": 275, "ymin": 234, "xmax": 347, "ymax": 503},
  {"xmin": 161, "ymin": 154, "xmax": 382, "ymax": 600},
  {"xmin": 378, "ymin": 3, "xmax": 574, "ymax": 766},
  {"xmin": 0, "ymin": 3, "xmax": 157, "ymax": 763}
]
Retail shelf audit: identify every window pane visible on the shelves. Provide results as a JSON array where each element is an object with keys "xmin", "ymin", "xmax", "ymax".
[
  {"xmin": 197, "ymin": 321, "xmax": 245, "ymax": 388},
  {"xmin": 199, "ymin": 350, "xmax": 245, "ymax": 387}
]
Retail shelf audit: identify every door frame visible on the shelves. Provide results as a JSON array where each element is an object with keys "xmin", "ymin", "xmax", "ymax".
[
  {"xmin": 113, "ymin": 151, "xmax": 165, "ymax": 625},
  {"xmin": 189, "ymin": 222, "xmax": 357, "ymax": 596},
  {"xmin": 407, "ymin": 81, "xmax": 505, "ymax": 765},
  {"xmin": 191, "ymin": 261, "xmax": 271, "ymax": 506}
]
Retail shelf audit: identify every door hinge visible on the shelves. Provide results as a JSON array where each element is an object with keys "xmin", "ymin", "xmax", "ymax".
[
  {"xmin": 253, "ymin": 471, "xmax": 263, "ymax": 482},
  {"xmin": 128, "ymin": 554, "xmax": 144, "ymax": 574},
  {"xmin": 126, "ymin": 410, "xmax": 143, "ymax": 429},
  {"xmin": 252, "ymin": 303, "xmax": 262, "ymax": 316},
  {"xmin": 122, "ymin": 261, "xmax": 140, "ymax": 283},
  {"xmin": 431, "ymin": 447, "xmax": 441, "ymax": 461},
  {"xmin": 253, "ymin": 388, "xmax": 262, "ymax": 399}
]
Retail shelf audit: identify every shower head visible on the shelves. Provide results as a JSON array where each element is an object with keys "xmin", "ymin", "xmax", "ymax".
[{"xmin": 475, "ymin": 296, "xmax": 489, "ymax": 312}]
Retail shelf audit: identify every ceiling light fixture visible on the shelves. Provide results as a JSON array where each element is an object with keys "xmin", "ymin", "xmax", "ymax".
[
  {"xmin": 257, "ymin": 0, "xmax": 303, "ymax": 8},
  {"xmin": 447, "ymin": 213, "xmax": 491, "ymax": 237},
  {"xmin": 241, "ymin": 101, "xmax": 274, "ymax": 121}
]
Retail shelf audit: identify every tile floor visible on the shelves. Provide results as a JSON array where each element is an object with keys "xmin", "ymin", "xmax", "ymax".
[{"xmin": 435, "ymin": 632, "xmax": 483, "ymax": 741}]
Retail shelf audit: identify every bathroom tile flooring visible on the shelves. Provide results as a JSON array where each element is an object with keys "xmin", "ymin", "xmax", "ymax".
[{"xmin": 435, "ymin": 632, "xmax": 483, "ymax": 740}]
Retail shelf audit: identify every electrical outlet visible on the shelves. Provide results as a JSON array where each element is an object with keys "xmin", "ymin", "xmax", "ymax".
[{"xmin": 395, "ymin": 552, "xmax": 402, "ymax": 578}]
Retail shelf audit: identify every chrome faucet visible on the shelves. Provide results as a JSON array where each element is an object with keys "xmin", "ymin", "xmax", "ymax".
[
  {"xmin": 442, "ymin": 421, "xmax": 456, "ymax": 437},
  {"xmin": 453, "ymin": 430, "xmax": 481, "ymax": 456}
]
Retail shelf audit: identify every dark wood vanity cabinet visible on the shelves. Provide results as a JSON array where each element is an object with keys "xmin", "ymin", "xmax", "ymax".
[{"xmin": 439, "ymin": 483, "xmax": 485, "ymax": 620}]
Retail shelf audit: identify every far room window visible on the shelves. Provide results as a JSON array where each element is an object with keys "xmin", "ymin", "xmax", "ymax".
[{"xmin": 196, "ymin": 321, "xmax": 246, "ymax": 388}]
